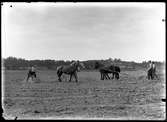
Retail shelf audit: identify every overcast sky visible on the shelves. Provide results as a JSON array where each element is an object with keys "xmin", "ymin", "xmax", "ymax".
[{"xmin": 2, "ymin": 2, "xmax": 165, "ymax": 62}]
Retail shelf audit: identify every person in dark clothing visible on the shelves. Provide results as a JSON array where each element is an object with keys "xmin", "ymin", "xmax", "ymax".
[
  {"xmin": 147, "ymin": 61, "xmax": 153, "ymax": 80},
  {"xmin": 27, "ymin": 66, "xmax": 37, "ymax": 81}
]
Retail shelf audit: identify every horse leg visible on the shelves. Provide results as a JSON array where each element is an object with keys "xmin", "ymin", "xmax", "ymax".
[
  {"xmin": 115, "ymin": 73, "xmax": 117, "ymax": 80},
  {"xmin": 103, "ymin": 73, "xmax": 106, "ymax": 80},
  {"xmin": 111, "ymin": 73, "xmax": 114, "ymax": 79},
  {"xmin": 116, "ymin": 73, "xmax": 119, "ymax": 80},
  {"xmin": 57, "ymin": 69, "xmax": 62, "ymax": 82},
  {"xmin": 115, "ymin": 73, "xmax": 119, "ymax": 79},
  {"xmin": 74, "ymin": 72, "xmax": 78, "ymax": 82},
  {"xmin": 106, "ymin": 73, "xmax": 110, "ymax": 79},
  {"xmin": 101, "ymin": 72, "xmax": 104, "ymax": 80},
  {"xmin": 100, "ymin": 72, "xmax": 103, "ymax": 80},
  {"xmin": 58, "ymin": 72, "xmax": 62, "ymax": 82},
  {"xmin": 103, "ymin": 73, "xmax": 106, "ymax": 79},
  {"xmin": 108, "ymin": 74, "xmax": 110, "ymax": 79},
  {"xmin": 58, "ymin": 77, "xmax": 62, "ymax": 82},
  {"xmin": 69, "ymin": 74, "xmax": 73, "ymax": 82},
  {"xmin": 34, "ymin": 73, "xmax": 37, "ymax": 78},
  {"xmin": 100, "ymin": 73, "xmax": 102, "ymax": 80},
  {"xmin": 104, "ymin": 73, "xmax": 107, "ymax": 80},
  {"xmin": 27, "ymin": 74, "xmax": 30, "ymax": 82},
  {"xmin": 114, "ymin": 73, "xmax": 116, "ymax": 79},
  {"xmin": 31, "ymin": 75, "xmax": 33, "ymax": 81},
  {"xmin": 103, "ymin": 73, "xmax": 107, "ymax": 80},
  {"xmin": 101, "ymin": 72, "xmax": 103, "ymax": 80},
  {"xmin": 117, "ymin": 73, "xmax": 119, "ymax": 79}
]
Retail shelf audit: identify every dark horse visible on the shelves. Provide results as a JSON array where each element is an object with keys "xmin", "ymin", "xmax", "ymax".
[
  {"xmin": 95, "ymin": 62, "xmax": 121, "ymax": 80},
  {"xmin": 57, "ymin": 61, "xmax": 85, "ymax": 82},
  {"xmin": 109, "ymin": 65, "xmax": 121, "ymax": 79}
]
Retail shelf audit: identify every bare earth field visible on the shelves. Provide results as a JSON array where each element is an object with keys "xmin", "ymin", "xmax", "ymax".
[{"xmin": 2, "ymin": 69, "xmax": 166, "ymax": 120}]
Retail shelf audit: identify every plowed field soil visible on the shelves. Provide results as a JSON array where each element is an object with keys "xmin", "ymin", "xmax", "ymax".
[{"xmin": 2, "ymin": 70, "xmax": 166, "ymax": 120}]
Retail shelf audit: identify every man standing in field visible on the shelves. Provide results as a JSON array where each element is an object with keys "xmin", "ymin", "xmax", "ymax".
[
  {"xmin": 152, "ymin": 61, "xmax": 158, "ymax": 79},
  {"xmin": 147, "ymin": 61, "xmax": 153, "ymax": 80},
  {"xmin": 27, "ymin": 66, "xmax": 37, "ymax": 81}
]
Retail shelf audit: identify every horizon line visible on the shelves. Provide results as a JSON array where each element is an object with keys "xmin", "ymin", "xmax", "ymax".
[{"xmin": 2, "ymin": 56, "xmax": 165, "ymax": 63}]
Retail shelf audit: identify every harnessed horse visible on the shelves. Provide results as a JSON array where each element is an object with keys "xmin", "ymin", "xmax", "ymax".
[
  {"xmin": 95, "ymin": 62, "xmax": 121, "ymax": 80},
  {"xmin": 56, "ymin": 61, "xmax": 85, "ymax": 82}
]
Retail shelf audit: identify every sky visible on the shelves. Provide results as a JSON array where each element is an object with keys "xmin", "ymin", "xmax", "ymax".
[{"xmin": 2, "ymin": 2, "xmax": 165, "ymax": 62}]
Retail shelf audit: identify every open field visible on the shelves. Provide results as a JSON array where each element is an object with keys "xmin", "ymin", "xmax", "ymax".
[{"xmin": 2, "ymin": 69, "xmax": 166, "ymax": 120}]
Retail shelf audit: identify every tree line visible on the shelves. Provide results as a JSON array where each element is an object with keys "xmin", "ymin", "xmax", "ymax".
[{"xmin": 2, "ymin": 56, "xmax": 165, "ymax": 70}]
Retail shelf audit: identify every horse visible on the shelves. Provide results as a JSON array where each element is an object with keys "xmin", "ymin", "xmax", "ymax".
[
  {"xmin": 95, "ymin": 62, "xmax": 121, "ymax": 80},
  {"xmin": 109, "ymin": 65, "xmax": 120, "ymax": 79},
  {"xmin": 56, "ymin": 61, "xmax": 85, "ymax": 82},
  {"xmin": 98, "ymin": 66, "xmax": 112, "ymax": 80}
]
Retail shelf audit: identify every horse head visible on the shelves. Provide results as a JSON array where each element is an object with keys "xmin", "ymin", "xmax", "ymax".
[
  {"xmin": 70, "ymin": 61, "xmax": 85, "ymax": 71},
  {"xmin": 95, "ymin": 62, "xmax": 99, "ymax": 69},
  {"xmin": 77, "ymin": 62, "xmax": 85, "ymax": 71},
  {"xmin": 70, "ymin": 61, "xmax": 77, "ymax": 66},
  {"xmin": 95, "ymin": 61, "xmax": 104, "ymax": 69}
]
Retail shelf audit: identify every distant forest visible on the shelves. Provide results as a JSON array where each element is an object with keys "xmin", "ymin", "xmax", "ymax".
[{"xmin": 2, "ymin": 56, "xmax": 165, "ymax": 70}]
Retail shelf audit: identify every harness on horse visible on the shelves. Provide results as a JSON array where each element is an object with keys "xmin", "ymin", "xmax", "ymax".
[{"xmin": 56, "ymin": 61, "xmax": 84, "ymax": 82}]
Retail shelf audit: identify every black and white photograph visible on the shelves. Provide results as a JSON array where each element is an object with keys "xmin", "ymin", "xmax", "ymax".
[{"xmin": 1, "ymin": 2, "xmax": 166, "ymax": 120}]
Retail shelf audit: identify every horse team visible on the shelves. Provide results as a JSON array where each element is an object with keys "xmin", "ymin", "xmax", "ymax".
[
  {"xmin": 95, "ymin": 62, "xmax": 121, "ymax": 80},
  {"xmin": 26, "ymin": 60, "xmax": 158, "ymax": 82}
]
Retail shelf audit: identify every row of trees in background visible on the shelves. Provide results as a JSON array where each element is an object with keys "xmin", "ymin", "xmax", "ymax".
[{"xmin": 2, "ymin": 56, "xmax": 165, "ymax": 70}]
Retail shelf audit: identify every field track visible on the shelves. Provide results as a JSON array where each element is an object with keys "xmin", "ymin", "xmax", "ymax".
[{"xmin": 2, "ymin": 70, "xmax": 165, "ymax": 119}]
